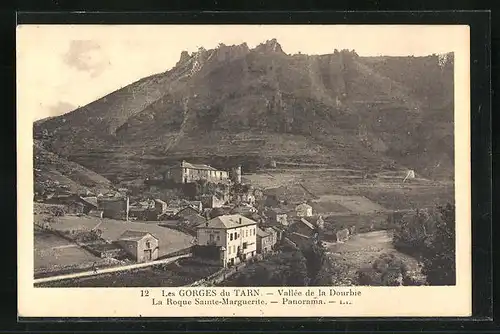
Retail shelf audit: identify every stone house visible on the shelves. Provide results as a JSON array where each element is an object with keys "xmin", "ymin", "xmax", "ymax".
[
  {"xmin": 200, "ymin": 195, "xmax": 225, "ymax": 208},
  {"xmin": 154, "ymin": 199, "xmax": 168, "ymax": 215},
  {"xmin": 195, "ymin": 214, "xmax": 257, "ymax": 267},
  {"xmin": 163, "ymin": 160, "xmax": 230, "ymax": 184},
  {"xmin": 117, "ymin": 230, "xmax": 159, "ymax": 262},
  {"xmin": 266, "ymin": 208, "xmax": 288, "ymax": 226},
  {"xmin": 256, "ymin": 227, "xmax": 273, "ymax": 254},
  {"xmin": 295, "ymin": 203, "xmax": 313, "ymax": 217}
]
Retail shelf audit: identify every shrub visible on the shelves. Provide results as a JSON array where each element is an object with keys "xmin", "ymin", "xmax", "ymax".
[{"xmin": 356, "ymin": 253, "xmax": 409, "ymax": 286}]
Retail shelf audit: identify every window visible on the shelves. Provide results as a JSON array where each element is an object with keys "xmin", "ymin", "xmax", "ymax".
[
  {"xmin": 233, "ymin": 245, "xmax": 236, "ymax": 253},
  {"xmin": 230, "ymin": 233, "xmax": 233, "ymax": 241},
  {"xmin": 146, "ymin": 241, "xmax": 151, "ymax": 248},
  {"xmin": 228, "ymin": 246, "xmax": 231, "ymax": 254},
  {"xmin": 216, "ymin": 235, "xmax": 220, "ymax": 241},
  {"xmin": 243, "ymin": 242, "xmax": 248, "ymax": 249}
]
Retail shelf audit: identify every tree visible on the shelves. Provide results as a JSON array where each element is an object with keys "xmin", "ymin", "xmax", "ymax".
[
  {"xmin": 392, "ymin": 203, "xmax": 456, "ymax": 286},
  {"xmin": 420, "ymin": 203, "xmax": 456, "ymax": 285},
  {"xmin": 301, "ymin": 241, "xmax": 331, "ymax": 286}
]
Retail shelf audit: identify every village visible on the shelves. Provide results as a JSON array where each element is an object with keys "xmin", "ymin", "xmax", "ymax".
[{"xmin": 34, "ymin": 158, "xmax": 438, "ymax": 287}]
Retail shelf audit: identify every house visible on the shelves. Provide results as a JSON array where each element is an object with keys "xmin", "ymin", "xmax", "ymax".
[
  {"xmin": 117, "ymin": 230, "xmax": 159, "ymax": 262},
  {"xmin": 44, "ymin": 194, "xmax": 98, "ymax": 214},
  {"xmin": 178, "ymin": 213, "xmax": 206, "ymax": 228},
  {"xmin": 169, "ymin": 199, "xmax": 203, "ymax": 213},
  {"xmin": 295, "ymin": 203, "xmax": 313, "ymax": 217},
  {"xmin": 129, "ymin": 207, "xmax": 158, "ymax": 221},
  {"xmin": 98, "ymin": 196, "xmax": 130, "ymax": 220},
  {"xmin": 200, "ymin": 195, "xmax": 225, "ymax": 208},
  {"xmin": 66, "ymin": 201, "xmax": 85, "ymax": 214},
  {"xmin": 335, "ymin": 228, "xmax": 350, "ymax": 243},
  {"xmin": 230, "ymin": 203, "xmax": 258, "ymax": 216},
  {"xmin": 158, "ymin": 210, "xmax": 179, "ymax": 221},
  {"xmin": 195, "ymin": 214, "xmax": 257, "ymax": 267},
  {"xmin": 269, "ymin": 226, "xmax": 285, "ymax": 242},
  {"xmin": 79, "ymin": 196, "xmax": 98, "ymax": 213},
  {"xmin": 163, "ymin": 160, "xmax": 230, "ymax": 184},
  {"xmin": 290, "ymin": 218, "xmax": 317, "ymax": 237},
  {"xmin": 154, "ymin": 199, "xmax": 168, "ymax": 215},
  {"xmin": 266, "ymin": 208, "xmax": 289, "ymax": 226},
  {"xmin": 176, "ymin": 206, "xmax": 201, "ymax": 220},
  {"xmin": 235, "ymin": 192, "xmax": 255, "ymax": 206},
  {"xmin": 187, "ymin": 201, "xmax": 203, "ymax": 213},
  {"xmin": 256, "ymin": 227, "xmax": 273, "ymax": 254}
]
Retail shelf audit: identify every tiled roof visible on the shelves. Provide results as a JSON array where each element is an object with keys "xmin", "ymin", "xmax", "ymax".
[
  {"xmin": 299, "ymin": 218, "xmax": 315, "ymax": 230},
  {"xmin": 256, "ymin": 227, "xmax": 270, "ymax": 237},
  {"xmin": 183, "ymin": 161, "xmax": 218, "ymax": 171},
  {"xmin": 197, "ymin": 214, "xmax": 257, "ymax": 230},
  {"xmin": 118, "ymin": 230, "xmax": 157, "ymax": 241},
  {"xmin": 80, "ymin": 196, "xmax": 98, "ymax": 208}
]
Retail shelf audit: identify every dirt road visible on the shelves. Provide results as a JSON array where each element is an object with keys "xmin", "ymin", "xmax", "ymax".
[{"xmin": 34, "ymin": 254, "xmax": 191, "ymax": 284}]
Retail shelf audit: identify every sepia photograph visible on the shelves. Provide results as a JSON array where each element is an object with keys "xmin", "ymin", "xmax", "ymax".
[{"xmin": 17, "ymin": 24, "xmax": 471, "ymax": 317}]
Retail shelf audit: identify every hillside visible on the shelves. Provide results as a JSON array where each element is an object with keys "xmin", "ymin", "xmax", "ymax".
[
  {"xmin": 34, "ymin": 39, "xmax": 454, "ymax": 183},
  {"xmin": 34, "ymin": 140, "xmax": 115, "ymax": 195}
]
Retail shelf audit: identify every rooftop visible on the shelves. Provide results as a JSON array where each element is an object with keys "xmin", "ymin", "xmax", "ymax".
[
  {"xmin": 118, "ymin": 230, "xmax": 157, "ymax": 241},
  {"xmin": 256, "ymin": 227, "xmax": 270, "ymax": 238},
  {"xmin": 167, "ymin": 160, "xmax": 222, "ymax": 171},
  {"xmin": 197, "ymin": 214, "xmax": 257, "ymax": 230},
  {"xmin": 299, "ymin": 218, "xmax": 315, "ymax": 230}
]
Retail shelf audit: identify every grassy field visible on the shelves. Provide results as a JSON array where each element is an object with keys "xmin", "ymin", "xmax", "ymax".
[
  {"xmin": 314, "ymin": 194, "xmax": 386, "ymax": 214},
  {"xmin": 34, "ymin": 230, "xmax": 101, "ymax": 271},
  {"xmin": 44, "ymin": 216, "xmax": 194, "ymax": 257},
  {"xmin": 37, "ymin": 258, "xmax": 221, "ymax": 287}
]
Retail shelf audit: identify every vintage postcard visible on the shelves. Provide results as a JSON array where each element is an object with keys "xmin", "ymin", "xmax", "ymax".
[{"xmin": 17, "ymin": 24, "xmax": 471, "ymax": 318}]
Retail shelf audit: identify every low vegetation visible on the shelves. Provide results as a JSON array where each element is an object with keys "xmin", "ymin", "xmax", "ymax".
[{"xmin": 356, "ymin": 253, "xmax": 422, "ymax": 286}]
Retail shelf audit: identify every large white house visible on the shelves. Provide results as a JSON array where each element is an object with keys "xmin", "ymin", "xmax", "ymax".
[{"xmin": 196, "ymin": 214, "xmax": 257, "ymax": 267}]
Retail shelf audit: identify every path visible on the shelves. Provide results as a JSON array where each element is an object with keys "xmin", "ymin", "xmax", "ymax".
[{"xmin": 34, "ymin": 254, "xmax": 191, "ymax": 284}]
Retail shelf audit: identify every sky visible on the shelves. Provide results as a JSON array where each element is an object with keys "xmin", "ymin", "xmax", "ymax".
[{"xmin": 16, "ymin": 25, "xmax": 468, "ymax": 121}]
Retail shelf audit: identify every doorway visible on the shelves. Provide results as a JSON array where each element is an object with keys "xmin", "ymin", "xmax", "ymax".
[{"xmin": 143, "ymin": 249, "xmax": 152, "ymax": 262}]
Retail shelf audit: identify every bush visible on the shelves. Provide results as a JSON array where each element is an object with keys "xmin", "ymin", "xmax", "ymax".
[{"xmin": 356, "ymin": 253, "xmax": 410, "ymax": 286}]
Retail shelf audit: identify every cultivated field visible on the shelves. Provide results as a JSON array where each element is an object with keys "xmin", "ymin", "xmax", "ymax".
[
  {"xmin": 34, "ymin": 230, "xmax": 101, "ymax": 271},
  {"xmin": 251, "ymin": 167, "xmax": 453, "ymax": 212},
  {"xmin": 44, "ymin": 215, "xmax": 194, "ymax": 257}
]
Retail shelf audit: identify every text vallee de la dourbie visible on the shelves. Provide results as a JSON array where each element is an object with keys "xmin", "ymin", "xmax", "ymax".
[{"xmin": 140, "ymin": 288, "xmax": 362, "ymax": 307}]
